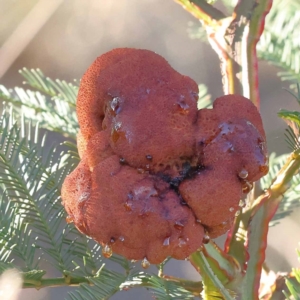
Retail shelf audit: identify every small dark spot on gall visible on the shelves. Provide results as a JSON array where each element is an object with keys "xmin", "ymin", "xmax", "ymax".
[
  {"xmin": 146, "ymin": 155, "xmax": 153, "ymax": 161},
  {"xmin": 119, "ymin": 157, "xmax": 126, "ymax": 165}
]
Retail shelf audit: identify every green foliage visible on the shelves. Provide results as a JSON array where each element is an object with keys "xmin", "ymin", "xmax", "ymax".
[
  {"xmin": 0, "ymin": 78, "xmax": 120, "ymax": 298},
  {"xmin": 193, "ymin": 251, "xmax": 235, "ymax": 300},
  {"xmin": 278, "ymin": 84, "xmax": 300, "ymax": 129},
  {"xmin": 198, "ymin": 83, "xmax": 212, "ymax": 109},
  {"xmin": 278, "ymin": 110, "xmax": 300, "ymax": 127},
  {"xmin": 187, "ymin": 21, "xmax": 207, "ymax": 41},
  {"xmin": 260, "ymin": 84, "xmax": 300, "ymax": 226},
  {"xmin": 190, "ymin": 0, "xmax": 300, "ymax": 88},
  {"xmin": 124, "ymin": 271, "xmax": 195, "ymax": 300},
  {"xmin": 68, "ymin": 268, "xmax": 127, "ymax": 300},
  {"xmin": 0, "ymin": 191, "xmax": 37, "ymax": 271},
  {"xmin": 0, "ymin": 68, "xmax": 78, "ymax": 139},
  {"xmin": 0, "ymin": 108, "xmax": 81, "ymax": 272},
  {"xmin": 283, "ymin": 247, "xmax": 300, "ymax": 300},
  {"xmin": 257, "ymin": 0, "xmax": 300, "ymax": 86},
  {"xmin": 245, "ymin": 0, "xmax": 300, "ymax": 87},
  {"xmin": 259, "ymin": 85, "xmax": 300, "ymax": 226},
  {"xmin": 0, "ymin": 108, "xmax": 103, "ymax": 278},
  {"xmin": 260, "ymin": 153, "xmax": 300, "ymax": 226}
]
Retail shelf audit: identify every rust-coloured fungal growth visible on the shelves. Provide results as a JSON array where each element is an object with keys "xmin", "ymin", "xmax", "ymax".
[{"xmin": 61, "ymin": 48, "xmax": 268, "ymax": 264}]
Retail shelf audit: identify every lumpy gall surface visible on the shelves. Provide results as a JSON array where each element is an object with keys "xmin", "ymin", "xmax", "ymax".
[{"xmin": 61, "ymin": 48, "xmax": 268, "ymax": 264}]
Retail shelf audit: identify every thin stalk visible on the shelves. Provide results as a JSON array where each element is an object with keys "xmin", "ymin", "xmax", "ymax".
[
  {"xmin": 190, "ymin": 250, "xmax": 235, "ymax": 300},
  {"xmin": 22, "ymin": 272, "xmax": 203, "ymax": 296},
  {"xmin": 174, "ymin": 0, "xmax": 272, "ymax": 108},
  {"xmin": 174, "ymin": 0, "xmax": 225, "ymax": 26},
  {"xmin": 23, "ymin": 275, "xmax": 92, "ymax": 289},
  {"xmin": 224, "ymin": 151, "xmax": 300, "ymax": 299},
  {"xmin": 161, "ymin": 275, "xmax": 203, "ymax": 296},
  {"xmin": 240, "ymin": 151, "xmax": 300, "ymax": 299},
  {"xmin": 247, "ymin": 0, "xmax": 273, "ymax": 107}
]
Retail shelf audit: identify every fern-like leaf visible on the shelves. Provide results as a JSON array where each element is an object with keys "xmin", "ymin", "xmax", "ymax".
[
  {"xmin": 0, "ymin": 68, "xmax": 78, "ymax": 139},
  {"xmin": 0, "ymin": 191, "xmax": 38, "ymax": 271},
  {"xmin": 257, "ymin": 0, "xmax": 300, "ymax": 86},
  {"xmin": 198, "ymin": 84, "xmax": 212, "ymax": 109},
  {"xmin": 123, "ymin": 271, "xmax": 196, "ymax": 299},
  {"xmin": 260, "ymin": 153, "xmax": 300, "ymax": 226},
  {"xmin": 187, "ymin": 21, "xmax": 208, "ymax": 42},
  {"xmin": 20, "ymin": 68, "xmax": 78, "ymax": 106},
  {"xmin": 0, "ymin": 107, "xmax": 102, "ymax": 276},
  {"xmin": 0, "ymin": 108, "xmax": 67, "ymax": 270},
  {"xmin": 284, "ymin": 125, "xmax": 300, "ymax": 152},
  {"xmin": 282, "ymin": 247, "xmax": 300, "ymax": 300},
  {"xmin": 67, "ymin": 268, "xmax": 127, "ymax": 300}
]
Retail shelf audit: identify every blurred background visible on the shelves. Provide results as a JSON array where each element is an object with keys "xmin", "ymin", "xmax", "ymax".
[{"xmin": 0, "ymin": 0, "xmax": 299, "ymax": 299}]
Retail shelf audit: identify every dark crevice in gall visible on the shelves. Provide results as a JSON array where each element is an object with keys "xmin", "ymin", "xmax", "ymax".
[
  {"xmin": 198, "ymin": 140, "xmax": 205, "ymax": 147},
  {"xmin": 201, "ymin": 226, "xmax": 211, "ymax": 244},
  {"xmin": 119, "ymin": 157, "xmax": 127, "ymax": 165},
  {"xmin": 179, "ymin": 195, "xmax": 187, "ymax": 206},
  {"xmin": 180, "ymin": 162, "xmax": 205, "ymax": 179},
  {"xmin": 159, "ymin": 162, "xmax": 205, "ymax": 195}
]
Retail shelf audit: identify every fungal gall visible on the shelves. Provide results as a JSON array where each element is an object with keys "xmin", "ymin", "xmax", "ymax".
[{"xmin": 61, "ymin": 48, "xmax": 268, "ymax": 264}]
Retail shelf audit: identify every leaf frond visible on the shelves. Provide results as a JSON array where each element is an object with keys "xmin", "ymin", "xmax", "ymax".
[
  {"xmin": 19, "ymin": 68, "xmax": 78, "ymax": 106},
  {"xmin": 257, "ymin": 0, "xmax": 300, "ymax": 86},
  {"xmin": 67, "ymin": 268, "xmax": 126, "ymax": 300},
  {"xmin": 187, "ymin": 21, "xmax": 208, "ymax": 42},
  {"xmin": 283, "ymin": 246, "xmax": 300, "ymax": 299},
  {"xmin": 0, "ymin": 107, "xmax": 99, "ymax": 275},
  {"xmin": 0, "ymin": 191, "xmax": 37, "ymax": 271},
  {"xmin": 284, "ymin": 125, "xmax": 300, "ymax": 152},
  {"xmin": 0, "ymin": 68, "xmax": 79, "ymax": 139},
  {"xmin": 282, "ymin": 83, "xmax": 300, "ymax": 105},
  {"xmin": 0, "ymin": 85, "xmax": 78, "ymax": 139},
  {"xmin": 0, "ymin": 108, "xmax": 67, "ymax": 270},
  {"xmin": 260, "ymin": 153, "xmax": 300, "ymax": 226},
  {"xmin": 123, "ymin": 271, "xmax": 196, "ymax": 299},
  {"xmin": 198, "ymin": 84, "xmax": 212, "ymax": 109}
]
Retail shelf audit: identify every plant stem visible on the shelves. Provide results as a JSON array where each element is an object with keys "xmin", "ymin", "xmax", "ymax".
[
  {"xmin": 174, "ymin": 0, "xmax": 273, "ymax": 108},
  {"xmin": 190, "ymin": 250, "xmax": 235, "ymax": 300},
  {"xmin": 226, "ymin": 150, "xmax": 300, "ymax": 299},
  {"xmin": 247, "ymin": 0, "xmax": 273, "ymax": 107},
  {"xmin": 22, "ymin": 272, "xmax": 202, "ymax": 296},
  {"xmin": 23, "ymin": 275, "xmax": 92, "ymax": 289},
  {"xmin": 243, "ymin": 151, "xmax": 300, "ymax": 298},
  {"xmin": 174, "ymin": 0, "xmax": 225, "ymax": 26},
  {"xmin": 161, "ymin": 275, "xmax": 203, "ymax": 295}
]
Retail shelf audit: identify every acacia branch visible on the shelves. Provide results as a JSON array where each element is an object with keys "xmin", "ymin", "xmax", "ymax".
[
  {"xmin": 190, "ymin": 250, "xmax": 235, "ymax": 300},
  {"xmin": 224, "ymin": 150, "xmax": 300, "ymax": 298},
  {"xmin": 174, "ymin": 0, "xmax": 225, "ymax": 26},
  {"xmin": 247, "ymin": 0, "xmax": 273, "ymax": 107},
  {"xmin": 22, "ymin": 272, "xmax": 203, "ymax": 296},
  {"xmin": 174, "ymin": 0, "xmax": 273, "ymax": 108},
  {"xmin": 23, "ymin": 275, "xmax": 92, "ymax": 289},
  {"xmin": 160, "ymin": 275, "xmax": 203, "ymax": 295}
]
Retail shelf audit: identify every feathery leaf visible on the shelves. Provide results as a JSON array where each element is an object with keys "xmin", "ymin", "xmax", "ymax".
[
  {"xmin": 198, "ymin": 84, "xmax": 212, "ymax": 109},
  {"xmin": 260, "ymin": 153, "xmax": 300, "ymax": 226},
  {"xmin": 283, "ymin": 246, "xmax": 300, "ymax": 300},
  {"xmin": 0, "ymin": 68, "xmax": 79, "ymax": 139},
  {"xmin": 123, "ymin": 271, "xmax": 196, "ymax": 299},
  {"xmin": 0, "ymin": 107, "xmax": 101, "ymax": 276}
]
